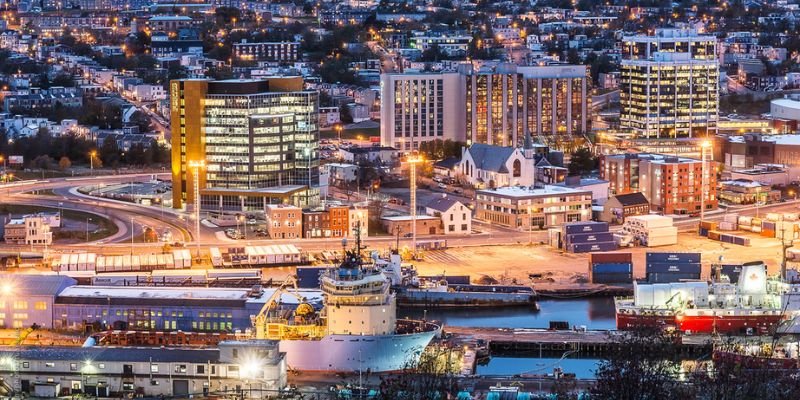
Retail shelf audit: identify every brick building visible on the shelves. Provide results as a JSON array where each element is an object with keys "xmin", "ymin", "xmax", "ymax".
[{"xmin": 265, "ymin": 204, "xmax": 302, "ymax": 239}]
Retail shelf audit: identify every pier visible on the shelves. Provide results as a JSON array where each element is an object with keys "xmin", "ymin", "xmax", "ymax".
[{"xmin": 446, "ymin": 326, "xmax": 712, "ymax": 356}]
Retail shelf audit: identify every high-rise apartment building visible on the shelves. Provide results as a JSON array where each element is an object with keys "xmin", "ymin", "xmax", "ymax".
[
  {"xmin": 170, "ymin": 78, "xmax": 319, "ymax": 211},
  {"xmin": 461, "ymin": 62, "xmax": 591, "ymax": 148},
  {"xmin": 600, "ymin": 153, "xmax": 717, "ymax": 215},
  {"xmin": 620, "ymin": 29, "xmax": 719, "ymax": 139},
  {"xmin": 379, "ymin": 72, "xmax": 465, "ymax": 151}
]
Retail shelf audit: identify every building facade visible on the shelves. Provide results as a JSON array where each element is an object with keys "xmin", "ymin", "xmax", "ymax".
[
  {"xmin": 460, "ymin": 62, "xmax": 591, "ymax": 148},
  {"xmin": 379, "ymin": 71, "xmax": 465, "ymax": 151},
  {"xmin": 0, "ymin": 341, "xmax": 286, "ymax": 398},
  {"xmin": 600, "ymin": 153, "xmax": 717, "ymax": 215},
  {"xmin": 458, "ymin": 143, "xmax": 539, "ymax": 188},
  {"xmin": 475, "ymin": 186, "xmax": 593, "ymax": 229},
  {"xmin": 265, "ymin": 204, "xmax": 303, "ymax": 239},
  {"xmin": 233, "ymin": 41, "xmax": 300, "ymax": 62},
  {"xmin": 3, "ymin": 216, "xmax": 53, "ymax": 246},
  {"xmin": 425, "ymin": 195, "xmax": 472, "ymax": 235},
  {"xmin": 620, "ymin": 29, "xmax": 719, "ymax": 139},
  {"xmin": 170, "ymin": 78, "xmax": 319, "ymax": 211}
]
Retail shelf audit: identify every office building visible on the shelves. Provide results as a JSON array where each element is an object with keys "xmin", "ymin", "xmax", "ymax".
[
  {"xmin": 170, "ymin": 78, "xmax": 319, "ymax": 211},
  {"xmin": 460, "ymin": 62, "xmax": 591, "ymax": 148},
  {"xmin": 379, "ymin": 71, "xmax": 465, "ymax": 151},
  {"xmin": 620, "ymin": 29, "xmax": 719, "ymax": 139},
  {"xmin": 475, "ymin": 186, "xmax": 593, "ymax": 229},
  {"xmin": 233, "ymin": 41, "xmax": 300, "ymax": 62},
  {"xmin": 600, "ymin": 153, "xmax": 717, "ymax": 215},
  {"xmin": 264, "ymin": 204, "xmax": 303, "ymax": 239}
]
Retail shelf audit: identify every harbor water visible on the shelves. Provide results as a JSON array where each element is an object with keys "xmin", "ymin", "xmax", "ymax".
[
  {"xmin": 399, "ymin": 297, "xmax": 616, "ymax": 330},
  {"xmin": 398, "ymin": 298, "xmax": 615, "ymax": 380}
]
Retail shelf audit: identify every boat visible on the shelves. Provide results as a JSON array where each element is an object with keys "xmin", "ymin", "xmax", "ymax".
[
  {"xmin": 252, "ymin": 227, "xmax": 441, "ymax": 372},
  {"xmin": 616, "ymin": 261, "xmax": 800, "ymax": 335},
  {"xmin": 378, "ymin": 252, "xmax": 538, "ymax": 308}
]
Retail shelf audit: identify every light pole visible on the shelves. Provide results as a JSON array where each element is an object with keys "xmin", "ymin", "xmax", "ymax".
[
  {"xmin": 700, "ymin": 141, "xmax": 711, "ymax": 222},
  {"xmin": 407, "ymin": 154, "xmax": 422, "ymax": 256},
  {"xmin": 188, "ymin": 160, "xmax": 205, "ymax": 260},
  {"xmin": 528, "ymin": 206, "xmax": 533, "ymax": 244},
  {"xmin": 130, "ymin": 216, "xmax": 135, "ymax": 256},
  {"xmin": 89, "ymin": 150, "xmax": 96, "ymax": 176},
  {"xmin": 85, "ymin": 217, "xmax": 92, "ymax": 242}
]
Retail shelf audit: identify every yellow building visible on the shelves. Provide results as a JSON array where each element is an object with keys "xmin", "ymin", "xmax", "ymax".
[{"xmin": 170, "ymin": 78, "xmax": 320, "ymax": 211}]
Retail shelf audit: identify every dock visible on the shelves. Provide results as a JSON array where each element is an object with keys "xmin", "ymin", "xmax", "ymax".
[{"xmin": 446, "ymin": 326, "xmax": 712, "ymax": 356}]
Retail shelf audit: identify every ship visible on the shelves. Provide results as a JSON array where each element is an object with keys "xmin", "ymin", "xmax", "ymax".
[
  {"xmin": 616, "ymin": 261, "xmax": 800, "ymax": 335},
  {"xmin": 252, "ymin": 229, "xmax": 442, "ymax": 372},
  {"xmin": 378, "ymin": 253, "xmax": 538, "ymax": 308}
]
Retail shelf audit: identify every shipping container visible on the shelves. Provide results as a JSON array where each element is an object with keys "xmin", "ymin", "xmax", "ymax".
[
  {"xmin": 760, "ymin": 229, "xmax": 776, "ymax": 238},
  {"xmin": 646, "ymin": 252, "xmax": 701, "ymax": 263},
  {"xmin": 590, "ymin": 252, "xmax": 633, "ymax": 264},
  {"xmin": 766, "ymin": 213, "xmax": 781, "ymax": 222},
  {"xmin": 699, "ymin": 221, "xmax": 718, "ymax": 230},
  {"xmin": 732, "ymin": 235, "xmax": 750, "ymax": 246},
  {"xmin": 568, "ymin": 241, "xmax": 617, "ymax": 253},
  {"xmin": 752, "ymin": 225, "xmax": 763, "ymax": 233},
  {"xmin": 565, "ymin": 232, "xmax": 615, "ymax": 245},
  {"xmin": 699, "ymin": 228, "xmax": 709, "ymax": 237},
  {"xmin": 592, "ymin": 263, "xmax": 633, "ymax": 274},
  {"xmin": 708, "ymin": 231, "xmax": 721, "ymax": 241},
  {"xmin": 784, "ymin": 213, "xmax": 799, "ymax": 221},
  {"xmin": 646, "ymin": 262, "xmax": 702, "ymax": 274},
  {"xmin": 646, "ymin": 272, "xmax": 702, "ymax": 283},
  {"xmin": 762, "ymin": 221, "xmax": 777, "ymax": 230},
  {"xmin": 720, "ymin": 264, "xmax": 742, "ymax": 282},
  {"xmin": 563, "ymin": 221, "xmax": 609, "ymax": 235},
  {"xmin": 718, "ymin": 221, "xmax": 737, "ymax": 231},
  {"xmin": 625, "ymin": 215, "xmax": 674, "ymax": 228},
  {"xmin": 738, "ymin": 216, "xmax": 753, "ymax": 226},
  {"xmin": 296, "ymin": 266, "xmax": 327, "ymax": 288},
  {"xmin": 723, "ymin": 214, "xmax": 739, "ymax": 224},
  {"xmin": 591, "ymin": 273, "xmax": 633, "ymax": 284}
]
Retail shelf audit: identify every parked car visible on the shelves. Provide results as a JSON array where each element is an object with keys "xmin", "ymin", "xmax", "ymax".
[{"xmin": 438, "ymin": 183, "xmax": 447, "ymax": 189}]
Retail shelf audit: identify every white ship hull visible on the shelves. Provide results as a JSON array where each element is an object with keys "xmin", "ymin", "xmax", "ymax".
[{"xmin": 279, "ymin": 326, "xmax": 440, "ymax": 372}]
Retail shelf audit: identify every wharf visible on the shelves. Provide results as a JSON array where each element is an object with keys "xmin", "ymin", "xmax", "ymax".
[
  {"xmin": 446, "ymin": 326, "xmax": 711, "ymax": 356},
  {"xmin": 534, "ymin": 283, "xmax": 632, "ymax": 299}
]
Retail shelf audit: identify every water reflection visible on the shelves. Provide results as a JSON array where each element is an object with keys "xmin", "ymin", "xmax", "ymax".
[
  {"xmin": 477, "ymin": 356, "xmax": 600, "ymax": 380},
  {"xmin": 399, "ymin": 298, "xmax": 617, "ymax": 330}
]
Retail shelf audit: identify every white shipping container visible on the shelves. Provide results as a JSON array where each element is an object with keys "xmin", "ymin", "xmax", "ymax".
[
  {"xmin": 723, "ymin": 214, "xmax": 739, "ymax": 224},
  {"xmin": 766, "ymin": 213, "xmax": 781, "ymax": 222},
  {"xmin": 752, "ymin": 225, "xmax": 763, "ymax": 233},
  {"xmin": 646, "ymin": 235, "xmax": 678, "ymax": 247},
  {"xmin": 738, "ymin": 216, "xmax": 753, "ymax": 226},
  {"xmin": 784, "ymin": 213, "xmax": 800, "ymax": 221},
  {"xmin": 718, "ymin": 221, "xmax": 737, "ymax": 231},
  {"xmin": 625, "ymin": 215, "xmax": 674, "ymax": 229}
]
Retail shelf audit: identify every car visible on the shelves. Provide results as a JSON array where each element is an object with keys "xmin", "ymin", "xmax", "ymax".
[
  {"xmin": 248, "ymin": 218, "xmax": 257, "ymax": 225},
  {"xmin": 453, "ymin": 188, "xmax": 463, "ymax": 194},
  {"xmin": 438, "ymin": 183, "xmax": 447, "ymax": 189},
  {"xmin": 403, "ymin": 233, "xmax": 413, "ymax": 238}
]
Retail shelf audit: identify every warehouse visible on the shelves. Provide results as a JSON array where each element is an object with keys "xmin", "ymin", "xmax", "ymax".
[
  {"xmin": 0, "ymin": 340, "xmax": 286, "ymax": 398},
  {"xmin": 52, "ymin": 285, "xmax": 322, "ymax": 332}
]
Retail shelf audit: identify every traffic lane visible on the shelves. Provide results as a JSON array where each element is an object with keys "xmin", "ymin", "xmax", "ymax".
[
  {"xmin": 673, "ymin": 200, "xmax": 800, "ymax": 228},
  {"xmin": 2, "ymin": 173, "xmax": 171, "ymax": 196}
]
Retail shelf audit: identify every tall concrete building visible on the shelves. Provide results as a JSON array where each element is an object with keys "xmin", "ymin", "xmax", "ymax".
[
  {"xmin": 620, "ymin": 29, "xmax": 719, "ymax": 139},
  {"xmin": 170, "ymin": 78, "xmax": 319, "ymax": 211},
  {"xmin": 380, "ymin": 71, "xmax": 465, "ymax": 152},
  {"xmin": 460, "ymin": 62, "xmax": 591, "ymax": 148}
]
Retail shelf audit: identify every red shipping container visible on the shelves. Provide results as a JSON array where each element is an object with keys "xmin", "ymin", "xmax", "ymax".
[{"xmin": 590, "ymin": 252, "xmax": 633, "ymax": 264}]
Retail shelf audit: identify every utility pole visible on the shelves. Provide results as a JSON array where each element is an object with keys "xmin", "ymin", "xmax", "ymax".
[{"xmin": 780, "ymin": 220, "xmax": 794, "ymax": 281}]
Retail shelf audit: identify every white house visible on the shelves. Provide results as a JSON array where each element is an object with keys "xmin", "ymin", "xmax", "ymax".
[
  {"xmin": 323, "ymin": 162, "xmax": 359, "ymax": 183},
  {"xmin": 132, "ymin": 84, "xmax": 167, "ymax": 101},
  {"xmin": 425, "ymin": 194, "xmax": 472, "ymax": 235},
  {"xmin": 458, "ymin": 143, "xmax": 537, "ymax": 188}
]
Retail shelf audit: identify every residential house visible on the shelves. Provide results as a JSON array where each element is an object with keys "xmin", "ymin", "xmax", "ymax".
[
  {"xmin": 264, "ymin": 204, "xmax": 302, "ymax": 239},
  {"xmin": 425, "ymin": 195, "xmax": 472, "ymax": 235},
  {"xmin": 600, "ymin": 192, "xmax": 650, "ymax": 224}
]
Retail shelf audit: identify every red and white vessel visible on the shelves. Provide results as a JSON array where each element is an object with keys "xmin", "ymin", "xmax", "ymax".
[{"xmin": 616, "ymin": 261, "xmax": 800, "ymax": 334}]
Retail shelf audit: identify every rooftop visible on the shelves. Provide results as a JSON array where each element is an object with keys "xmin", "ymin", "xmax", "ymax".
[
  {"xmin": 0, "ymin": 346, "xmax": 220, "ymax": 363},
  {"xmin": 425, "ymin": 195, "xmax": 463, "ymax": 212},
  {"xmin": 56, "ymin": 286, "xmax": 322, "ymax": 305},
  {"xmin": 477, "ymin": 185, "xmax": 591, "ymax": 198},
  {"xmin": 720, "ymin": 179, "xmax": 767, "ymax": 188},
  {"xmin": 729, "ymin": 134, "xmax": 800, "ymax": 146}
]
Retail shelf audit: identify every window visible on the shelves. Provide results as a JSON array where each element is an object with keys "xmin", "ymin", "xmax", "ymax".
[
  {"xmin": 151, "ymin": 364, "xmax": 159, "ymax": 373},
  {"xmin": 22, "ymin": 362, "xmax": 29, "ymax": 368},
  {"xmin": 45, "ymin": 362, "xmax": 55, "ymax": 368},
  {"xmin": 98, "ymin": 363, "xmax": 105, "ymax": 369},
  {"xmin": 70, "ymin": 363, "xmax": 78, "ymax": 371},
  {"xmin": 174, "ymin": 364, "xmax": 187, "ymax": 373},
  {"xmin": 197, "ymin": 365, "xmax": 205, "ymax": 374},
  {"xmin": 232, "ymin": 349, "xmax": 238, "ymax": 359},
  {"xmin": 34, "ymin": 302, "xmax": 47, "ymax": 311},
  {"xmin": 513, "ymin": 159, "xmax": 521, "ymax": 177},
  {"xmin": 12, "ymin": 301, "xmax": 27, "ymax": 310}
]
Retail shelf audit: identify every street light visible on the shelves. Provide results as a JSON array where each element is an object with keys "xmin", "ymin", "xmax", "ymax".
[
  {"xmin": 89, "ymin": 150, "xmax": 97, "ymax": 176},
  {"xmin": 700, "ymin": 141, "xmax": 712, "ymax": 223},
  {"xmin": 85, "ymin": 218, "xmax": 92, "ymax": 242},
  {"xmin": 188, "ymin": 160, "xmax": 206, "ymax": 260}
]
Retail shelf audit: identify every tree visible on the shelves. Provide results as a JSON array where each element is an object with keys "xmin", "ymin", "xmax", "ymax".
[
  {"xmin": 376, "ymin": 346, "xmax": 461, "ymax": 399},
  {"xmin": 32, "ymin": 155, "xmax": 55, "ymax": 170},
  {"xmin": 58, "ymin": 156, "xmax": 71, "ymax": 170},
  {"xmin": 591, "ymin": 327, "xmax": 695, "ymax": 400},
  {"xmin": 567, "ymin": 147, "xmax": 597, "ymax": 176},
  {"xmin": 420, "ymin": 44, "xmax": 448, "ymax": 62}
]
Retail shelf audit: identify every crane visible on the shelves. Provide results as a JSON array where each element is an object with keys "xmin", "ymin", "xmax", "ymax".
[{"xmin": 251, "ymin": 275, "xmax": 314, "ymax": 339}]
